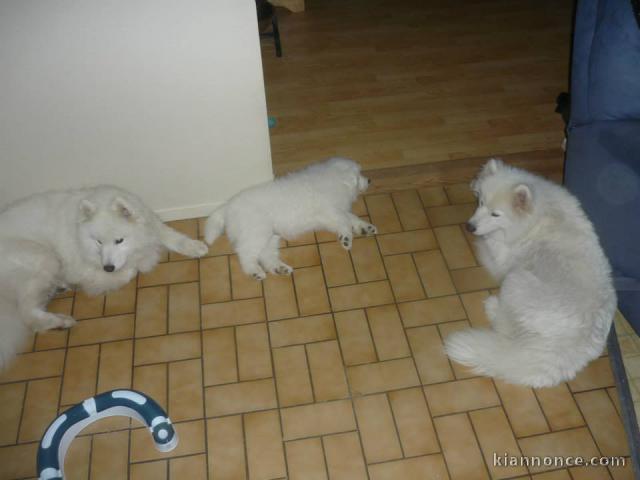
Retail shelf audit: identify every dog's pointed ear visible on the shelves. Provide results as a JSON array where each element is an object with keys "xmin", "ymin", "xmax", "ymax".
[
  {"xmin": 513, "ymin": 184, "xmax": 532, "ymax": 212},
  {"xmin": 483, "ymin": 158, "xmax": 504, "ymax": 176},
  {"xmin": 113, "ymin": 196, "xmax": 141, "ymax": 222},
  {"xmin": 78, "ymin": 199, "xmax": 97, "ymax": 223}
]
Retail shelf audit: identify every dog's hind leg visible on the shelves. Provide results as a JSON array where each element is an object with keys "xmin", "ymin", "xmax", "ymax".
[
  {"xmin": 157, "ymin": 224, "xmax": 208, "ymax": 258},
  {"xmin": 317, "ymin": 211, "xmax": 354, "ymax": 250},
  {"xmin": 347, "ymin": 213, "xmax": 377, "ymax": 236},
  {"xmin": 236, "ymin": 236, "xmax": 270, "ymax": 281},
  {"xmin": 10, "ymin": 242, "xmax": 76, "ymax": 331},
  {"xmin": 484, "ymin": 295, "xmax": 513, "ymax": 335},
  {"xmin": 259, "ymin": 235, "xmax": 293, "ymax": 276}
]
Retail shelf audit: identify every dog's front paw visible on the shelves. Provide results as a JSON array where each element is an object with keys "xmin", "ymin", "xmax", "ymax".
[
  {"xmin": 181, "ymin": 239, "xmax": 209, "ymax": 258},
  {"xmin": 339, "ymin": 234, "xmax": 353, "ymax": 250},
  {"xmin": 33, "ymin": 313, "xmax": 77, "ymax": 332},
  {"xmin": 251, "ymin": 271, "xmax": 267, "ymax": 281},
  {"xmin": 360, "ymin": 223, "xmax": 377, "ymax": 236},
  {"xmin": 54, "ymin": 314, "xmax": 77, "ymax": 330},
  {"xmin": 273, "ymin": 263, "xmax": 293, "ymax": 276}
]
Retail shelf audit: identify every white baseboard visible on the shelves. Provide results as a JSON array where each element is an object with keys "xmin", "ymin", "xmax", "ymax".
[{"xmin": 155, "ymin": 201, "xmax": 223, "ymax": 222}]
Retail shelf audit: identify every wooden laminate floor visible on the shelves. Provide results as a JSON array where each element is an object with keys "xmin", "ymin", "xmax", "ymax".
[{"xmin": 261, "ymin": 0, "xmax": 572, "ymax": 176}]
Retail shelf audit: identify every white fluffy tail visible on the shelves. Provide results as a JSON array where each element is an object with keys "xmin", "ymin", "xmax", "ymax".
[
  {"xmin": 444, "ymin": 328, "xmax": 569, "ymax": 388},
  {"xmin": 204, "ymin": 205, "xmax": 226, "ymax": 245},
  {"xmin": 0, "ymin": 299, "xmax": 29, "ymax": 372}
]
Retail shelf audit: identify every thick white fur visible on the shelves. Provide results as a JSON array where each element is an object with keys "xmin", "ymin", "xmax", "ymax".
[
  {"xmin": 444, "ymin": 159, "xmax": 616, "ymax": 388},
  {"xmin": 0, "ymin": 185, "xmax": 208, "ymax": 370},
  {"xmin": 204, "ymin": 157, "xmax": 376, "ymax": 279}
]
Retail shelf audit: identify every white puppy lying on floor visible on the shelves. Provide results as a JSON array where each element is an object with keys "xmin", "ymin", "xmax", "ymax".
[
  {"xmin": 0, "ymin": 185, "xmax": 208, "ymax": 370},
  {"xmin": 204, "ymin": 157, "xmax": 376, "ymax": 279}
]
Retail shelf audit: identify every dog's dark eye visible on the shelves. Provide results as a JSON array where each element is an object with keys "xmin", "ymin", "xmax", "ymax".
[
  {"xmin": 491, "ymin": 212, "xmax": 501, "ymax": 217},
  {"xmin": 95, "ymin": 239, "xmax": 102, "ymax": 246},
  {"xmin": 115, "ymin": 238, "xmax": 124, "ymax": 244}
]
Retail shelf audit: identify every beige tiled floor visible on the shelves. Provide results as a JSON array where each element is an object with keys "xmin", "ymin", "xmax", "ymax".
[
  {"xmin": 0, "ymin": 185, "xmax": 634, "ymax": 479},
  {"xmin": 616, "ymin": 312, "xmax": 640, "ymax": 421}
]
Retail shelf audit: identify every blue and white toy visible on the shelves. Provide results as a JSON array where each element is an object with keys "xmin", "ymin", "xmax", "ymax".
[{"xmin": 37, "ymin": 390, "xmax": 178, "ymax": 480}]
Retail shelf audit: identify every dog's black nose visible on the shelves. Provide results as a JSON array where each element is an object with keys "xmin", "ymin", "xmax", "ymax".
[
  {"xmin": 103, "ymin": 265, "xmax": 115, "ymax": 272},
  {"xmin": 465, "ymin": 222, "xmax": 476, "ymax": 233}
]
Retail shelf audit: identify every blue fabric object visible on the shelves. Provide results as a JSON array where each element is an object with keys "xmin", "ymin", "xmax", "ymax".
[
  {"xmin": 564, "ymin": 0, "xmax": 640, "ymax": 334},
  {"xmin": 570, "ymin": 0, "xmax": 640, "ymax": 124}
]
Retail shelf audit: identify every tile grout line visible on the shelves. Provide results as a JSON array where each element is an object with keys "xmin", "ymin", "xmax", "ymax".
[
  {"xmin": 441, "ymin": 185, "xmax": 453, "ymax": 206},
  {"xmin": 138, "ymin": 277, "xmax": 204, "ymax": 292},
  {"xmin": 233, "ymin": 325, "xmax": 240, "ymax": 385},
  {"xmin": 303, "ymin": 343, "xmax": 318, "ymax": 404},
  {"xmin": 52, "ymin": 290, "xmax": 77, "ymax": 470},
  {"xmin": 125, "ymin": 276, "xmax": 139, "ymax": 479},
  {"xmin": 362, "ymin": 307, "xmax": 381, "ymax": 364},
  {"xmin": 313, "ymin": 218, "xmax": 371, "ymax": 480},
  {"xmin": 225, "ymin": 254, "xmax": 233, "ymax": 304},
  {"xmin": 195, "ymin": 246, "xmax": 212, "ymax": 480},
  {"xmin": 368, "ymin": 201, "xmax": 453, "ymax": 477},
  {"xmin": 75, "ymin": 295, "xmax": 97, "ymax": 480},
  {"xmin": 125, "ymin": 428, "xmax": 131, "ymax": 480},
  {"xmin": 87, "ymin": 435, "xmax": 95, "ymax": 480},
  {"xmin": 61, "ymin": 390, "xmax": 605, "ymax": 429},
  {"xmin": 319, "ymin": 435, "xmax": 331, "ymax": 479},
  {"xmin": 379, "ymin": 189, "xmax": 474, "ymax": 478},
  {"xmin": 413, "ymin": 198, "xmax": 459, "ymax": 301},
  {"xmin": 163, "ymin": 284, "xmax": 169, "ymax": 338},
  {"xmin": 62, "ymin": 360, "xmax": 561, "ymax": 416},
  {"xmin": 487, "ymin": 376, "xmax": 531, "ymax": 475},
  {"xmin": 407, "ymin": 248, "xmax": 429, "ymax": 300},
  {"xmin": 530, "ymin": 386, "xmax": 554, "ymax": 434},
  {"xmin": 365, "ymin": 451, "xmax": 453, "ymax": 467},
  {"xmin": 14, "ymin": 380, "xmax": 28, "ymax": 445},
  {"xmin": 122, "ymin": 275, "xmax": 138, "ymax": 478},
  {"xmin": 241, "ymin": 410, "xmax": 249, "ymax": 479},
  {"xmin": 289, "ymin": 267, "xmax": 303, "ymax": 320},
  {"xmin": 466, "ymin": 410, "xmax": 498, "ymax": 479},
  {"xmin": 568, "ymin": 385, "xmax": 613, "ymax": 478},
  {"xmin": 418, "ymin": 386, "xmax": 453, "ymax": 479},
  {"xmin": 259, "ymin": 269, "xmax": 291, "ymax": 480},
  {"xmin": 198, "ymin": 275, "xmax": 492, "ymax": 313},
  {"xmin": 433, "ymin": 313, "xmax": 459, "ymax": 386},
  {"xmin": 383, "ymin": 390, "xmax": 407, "ymax": 459}
]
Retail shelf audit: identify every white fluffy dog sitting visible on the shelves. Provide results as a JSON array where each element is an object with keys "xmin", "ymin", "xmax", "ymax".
[
  {"xmin": 0, "ymin": 186, "xmax": 208, "ymax": 370},
  {"xmin": 204, "ymin": 157, "xmax": 376, "ymax": 279},
  {"xmin": 444, "ymin": 159, "xmax": 616, "ymax": 388}
]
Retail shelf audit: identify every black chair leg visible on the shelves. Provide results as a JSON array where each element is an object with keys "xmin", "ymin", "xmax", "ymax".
[{"xmin": 272, "ymin": 14, "xmax": 282, "ymax": 57}]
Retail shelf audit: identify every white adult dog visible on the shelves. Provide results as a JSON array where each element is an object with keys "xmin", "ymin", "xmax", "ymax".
[
  {"xmin": 444, "ymin": 159, "xmax": 616, "ymax": 388},
  {"xmin": 0, "ymin": 186, "xmax": 208, "ymax": 370},
  {"xmin": 204, "ymin": 157, "xmax": 377, "ymax": 279}
]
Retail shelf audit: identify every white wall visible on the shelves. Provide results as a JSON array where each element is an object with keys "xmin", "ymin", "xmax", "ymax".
[{"xmin": 0, "ymin": 0, "xmax": 273, "ymax": 220}]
